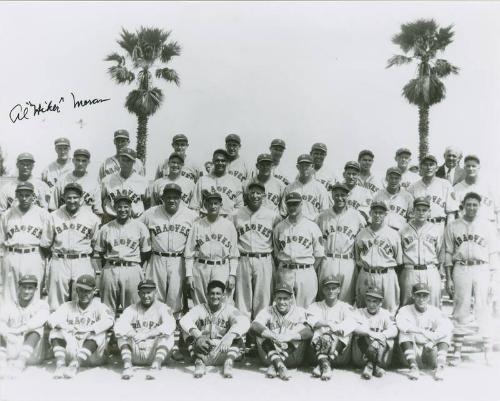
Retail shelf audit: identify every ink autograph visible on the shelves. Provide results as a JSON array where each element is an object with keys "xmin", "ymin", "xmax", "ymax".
[{"xmin": 9, "ymin": 93, "xmax": 111, "ymax": 123}]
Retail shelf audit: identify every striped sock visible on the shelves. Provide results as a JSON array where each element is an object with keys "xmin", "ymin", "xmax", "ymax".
[
  {"xmin": 403, "ymin": 349, "xmax": 417, "ymax": 367},
  {"xmin": 453, "ymin": 336, "xmax": 464, "ymax": 358},
  {"xmin": 436, "ymin": 350, "xmax": 447, "ymax": 367},
  {"xmin": 120, "ymin": 348, "xmax": 132, "ymax": 367},
  {"xmin": 153, "ymin": 348, "xmax": 168, "ymax": 365},
  {"xmin": 53, "ymin": 345, "xmax": 66, "ymax": 367}
]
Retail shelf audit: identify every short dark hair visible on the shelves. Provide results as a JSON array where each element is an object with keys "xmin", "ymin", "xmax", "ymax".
[{"xmin": 463, "ymin": 191, "xmax": 482, "ymax": 204}]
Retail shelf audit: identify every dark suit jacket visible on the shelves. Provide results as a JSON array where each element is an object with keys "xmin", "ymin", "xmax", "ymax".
[{"xmin": 436, "ymin": 164, "xmax": 465, "ymax": 185}]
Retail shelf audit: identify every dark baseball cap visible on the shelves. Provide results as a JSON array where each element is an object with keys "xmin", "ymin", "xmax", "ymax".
[
  {"xmin": 413, "ymin": 197, "xmax": 430, "ymax": 208},
  {"xmin": 370, "ymin": 201, "xmax": 388, "ymax": 212},
  {"xmin": 412, "ymin": 283, "xmax": 430, "ymax": 295},
  {"xmin": 420, "ymin": 154, "xmax": 437, "ymax": 164},
  {"xmin": 163, "ymin": 183, "xmax": 182, "ymax": 196},
  {"xmin": 311, "ymin": 143, "xmax": 327, "ymax": 153},
  {"xmin": 365, "ymin": 286, "xmax": 384, "ymax": 300},
  {"xmin": 172, "ymin": 134, "xmax": 188, "ymax": 144},
  {"xmin": 18, "ymin": 274, "xmax": 38, "ymax": 286},
  {"xmin": 63, "ymin": 183, "xmax": 83, "ymax": 196},
  {"xmin": 464, "ymin": 154, "xmax": 480, "ymax": 164},
  {"xmin": 321, "ymin": 274, "xmax": 342, "ymax": 287},
  {"xmin": 114, "ymin": 193, "xmax": 133, "ymax": 205},
  {"xmin": 203, "ymin": 190, "xmax": 222, "ymax": 202},
  {"xmin": 207, "ymin": 280, "xmax": 226, "ymax": 292},
  {"xmin": 274, "ymin": 282, "xmax": 294, "ymax": 296},
  {"xmin": 15, "ymin": 181, "xmax": 34, "ymax": 193},
  {"xmin": 75, "ymin": 274, "xmax": 96, "ymax": 290},
  {"xmin": 73, "ymin": 148, "xmax": 90, "ymax": 159},
  {"xmin": 386, "ymin": 167, "xmax": 402, "ymax": 177},
  {"xmin": 17, "ymin": 153, "xmax": 35, "ymax": 163},
  {"xmin": 330, "ymin": 183, "xmax": 350, "ymax": 193},
  {"xmin": 285, "ymin": 192, "xmax": 302, "ymax": 204},
  {"xmin": 246, "ymin": 180, "xmax": 265, "ymax": 192},
  {"xmin": 119, "ymin": 148, "xmax": 137, "ymax": 160},
  {"xmin": 297, "ymin": 154, "xmax": 313, "ymax": 164},
  {"xmin": 114, "ymin": 129, "xmax": 130, "ymax": 139},
  {"xmin": 358, "ymin": 149, "xmax": 374, "ymax": 159},
  {"xmin": 168, "ymin": 152, "xmax": 185, "ymax": 163},
  {"xmin": 396, "ymin": 148, "xmax": 412, "ymax": 156},
  {"xmin": 54, "ymin": 137, "xmax": 70, "ymax": 147},
  {"xmin": 138, "ymin": 279, "xmax": 157, "ymax": 291},
  {"xmin": 257, "ymin": 153, "xmax": 273, "ymax": 164},
  {"xmin": 213, "ymin": 148, "xmax": 229, "ymax": 160},
  {"xmin": 225, "ymin": 134, "xmax": 241, "ymax": 144},
  {"xmin": 270, "ymin": 139, "xmax": 286, "ymax": 149},
  {"xmin": 344, "ymin": 161, "xmax": 360, "ymax": 172}
]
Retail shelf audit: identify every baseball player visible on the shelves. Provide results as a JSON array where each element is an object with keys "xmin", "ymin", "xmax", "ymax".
[
  {"xmin": 273, "ymin": 192, "xmax": 324, "ymax": 308},
  {"xmin": 179, "ymin": 280, "xmax": 250, "ymax": 379},
  {"xmin": 49, "ymin": 148, "xmax": 103, "ymax": 216},
  {"xmin": 189, "ymin": 149, "xmax": 244, "ymax": 217},
  {"xmin": 316, "ymin": 183, "xmax": 365, "ymax": 304},
  {"xmin": 357, "ymin": 150, "xmax": 384, "ymax": 196},
  {"xmin": 250, "ymin": 153, "xmax": 286, "ymax": 212},
  {"xmin": 98, "ymin": 129, "xmax": 145, "ymax": 182},
  {"xmin": 233, "ymin": 181, "xmax": 281, "ymax": 320},
  {"xmin": 352, "ymin": 286, "xmax": 397, "ymax": 380},
  {"xmin": 394, "ymin": 148, "xmax": 420, "ymax": 189},
  {"xmin": 94, "ymin": 194, "xmax": 151, "ymax": 315},
  {"xmin": 399, "ymin": 197, "xmax": 444, "ymax": 307},
  {"xmin": 154, "ymin": 134, "xmax": 201, "ymax": 183},
  {"xmin": 185, "ymin": 191, "xmax": 239, "ymax": 305},
  {"xmin": 114, "ymin": 279, "xmax": 176, "ymax": 380},
  {"xmin": 269, "ymin": 139, "xmax": 291, "ymax": 186},
  {"xmin": 373, "ymin": 167, "xmax": 413, "ymax": 231},
  {"xmin": 225, "ymin": 134, "xmax": 250, "ymax": 183},
  {"xmin": 139, "ymin": 183, "xmax": 198, "ymax": 317},
  {"xmin": 48, "ymin": 274, "xmax": 114, "ymax": 379},
  {"xmin": 342, "ymin": 161, "xmax": 373, "ymax": 223},
  {"xmin": 0, "ymin": 182, "xmax": 51, "ymax": 304},
  {"xmin": 0, "ymin": 153, "xmax": 50, "ymax": 213},
  {"xmin": 307, "ymin": 275, "xmax": 356, "ymax": 381},
  {"xmin": 100, "ymin": 148, "xmax": 149, "ymax": 222},
  {"xmin": 43, "ymin": 183, "xmax": 101, "ymax": 312},
  {"xmin": 41, "ymin": 137, "xmax": 73, "ymax": 192},
  {"xmin": 148, "ymin": 152, "xmax": 195, "ymax": 207},
  {"xmin": 279, "ymin": 154, "xmax": 330, "ymax": 221},
  {"xmin": 250, "ymin": 282, "xmax": 313, "ymax": 380},
  {"xmin": 444, "ymin": 191, "xmax": 499, "ymax": 365},
  {"xmin": 354, "ymin": 201, "xmax": 403, "ymax": 315},
  {"xmin": 396, "ymin": 283, "xmax": 453, "ymax": 381},
  {"xmin": 310, "ymin": 143, "xmax": 339, "ymax": 191},
  {"xmin": 0, "ymin": 275, "xmax": 49, "ymax": 378}
]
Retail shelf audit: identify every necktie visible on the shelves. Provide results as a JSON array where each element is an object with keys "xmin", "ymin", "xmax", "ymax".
[{"xmin": 446, "ymin": 167, "xmax": 452, "ymax": 182}]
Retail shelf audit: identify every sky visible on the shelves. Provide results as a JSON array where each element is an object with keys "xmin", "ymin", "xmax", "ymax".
[{"xmin": 1, "ymin": 1, "xmax": 499, "ymax": 181}]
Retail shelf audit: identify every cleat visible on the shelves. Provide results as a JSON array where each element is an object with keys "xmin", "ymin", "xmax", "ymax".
[
  {"xmin": 277, "ymin": 364, "xmax": 291, "ymax": 381},
  {"xmin": 312, "ymin": 364, "xmax": 322, "ymax": 378},
  {"xmin": 266, "ymin": 364, "xmax": 277, "ymax": 378},
  {"xmin": 373, "ymin": 365, "xmax": 385, "ymax": 378},
  {"xmin": 194, "ymin": 359, "xmax": 206, "ymax": 378},
  {"xmin": 64, "ymin": 361, "xmax": 79, "ymax": 379},
  {"xmin": 223, "ymin": 358, "xmax": 234, "ymax": 379},
  {"xmin": 433, "ymin": 366, "xmax": 445, "ymax": 381},
  {"xmin": 361, "ymin": 363, "xmax": 373, "ymax": 380},
  {"xmin": 53, "ymin": 365, "xmax": 65, "ymax": 379},
  {"xmin": 320, "ymin": 362, "xmax": 332, "ymax": 381},
  {"xmin": 408, "ymin": 365, "xmax": 419, "ymax": 381},
  {"xmin": 121, "ymin": 366, "xmax": 133, "ymax": 380}
]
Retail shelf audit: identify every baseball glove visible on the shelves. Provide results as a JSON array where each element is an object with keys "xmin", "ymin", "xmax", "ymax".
[
  {"xmin": 313, "ymin": 333, "xmax": 336, "ymax": 356},
  {"xmin": 194, "ymin": 335, "xmax": 214, "ymax": 355}
]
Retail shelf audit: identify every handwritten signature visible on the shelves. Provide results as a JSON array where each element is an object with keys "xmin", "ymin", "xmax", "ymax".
[{"xmin": 9, "ymin": 93, "xmax": 111, "ymax": 123}]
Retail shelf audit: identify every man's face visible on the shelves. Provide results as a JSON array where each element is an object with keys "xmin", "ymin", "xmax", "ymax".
[
  {"xmin": 420, "ymin": 160, "xmax": 437, "ymax": 178},
  {"xmin": 396, "ymin": 153, "xmax": 411, "ymax": 169},
  {"xmin": 358, "ymin": 155, "xmax": 373, "ymax": 171},
  {"xmin": 76, "ymin": 287, "xmax": 94, "ymax": 306},
  {"xmin": 444, "ymin": 151, "xmax": 459, "ymax": 168},
  {"xmin": 119, "ymin": 156, "xmax": 134, "ymax": 175},
  {"xmin": 247, "ymin": 187, "xmax": 264, "ymax": 209},
  {"xmin": 463, "ymin": 197, "xmax": 480, "ymax": 219},
  {"xmin": 205, "ymin": 198, "xmax": 222, "ymax": 215},
  {"xmin": 413, "ymin": 205, "xmax": 430, "ymax": 222},
  {"xmin": 225, "ymin": 140, "xmax": 240, "ymax": 157},
  {"xmin": 310, "ymin": 149, "xmax": 326, "ymax": 167},
  {"xmin": 19, "ymin": 283, "xmax": 37, "ymax": 303},
  {"xmin": 55, "ymin": 144, "xmax": 70, "ymax": 160},
  {"xmin": 73, "ymin": 156, "xmax": 90, "ymax": 174},
  {"xmin": 365, "ymin": 295, "xmax": 382, "ymax": 314},
  {"xmin": 257, "ymin": 160, "xmax": 273, "ymax": 176},
  {"xmin": 413, "ymin": 292, "xmax": 430, "ymax": 311},
  {"xmin": 274, "ymin": 292, "xmax": 292, "ymax": 314},
  {"xmin": 332, "ymin": 189, "xmax": 348, "ymax": 208},
  {"xmin": 139, "ymin": 288, "xmax": 156, "ymax": 307},
  {"xmin": 204, "ymin": 161, "xmax": 214, "ymax": 174},
  {"xmin": 212, "ymin": 154, "xmax": 227, "ymax": 175},
  {"xmin": 270, "ymin": 146, "xmax": 284, "ymax": 162},
  {"xmin": 17, "ymin": 160, "xmax": 34, "ymax": 179},
  {"xmin": 168, "ymin": 157, "xmax": 183, "ymax": 176},
  {"xmin": 16, "ymin": 189, "xmax": 34, "ymax": 209},
  {"xmin": 162, "ymin": 192, "xmax": 181, "ymax": 214},
  {"xmin": 297, "ymin": 161, "xmax": 314, "ymax": 179},
  {"xmin": 286, "ymin": 201, "xmax": 302, "ymax": 217},
  {"xmin": 370, "ymin": 207, "xmax": 387, "ymax": 225},
  {"xmin": 173, "ymin": 140, "xmax": 188, "ymax": 156},
  {"xmin": 114, "ymin": 137, "xmax": 129, "ymax": 152},
  {"xmin": 64, "ymin": 190, "xmax": 82, "ymax": 214},
  {"xmin": 207, "ymin": 286, "xmax": 224, "ymax": 308},
  {"xmin": 322, "ymin": 283, "xmax": 341, "ymax": 301},
  {"xmin": 343, "ymin": 168, "xmax": 359, "ymax": 186},
  {"xmin": 464, "ymin": 160, "xmax": 480, "ymax": 178},
  {"xmin": 386, "ymin": 173, "xmax": 401, "ymax": 189},
  {"xmin": 115, "ymin": 200, "xmax": 132, "ymax": 220}
]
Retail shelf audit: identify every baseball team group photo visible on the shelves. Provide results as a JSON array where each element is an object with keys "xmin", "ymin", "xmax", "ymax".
[{"xmin": 1, "ymin": 2, "xmax": 499, "ymax": 401}]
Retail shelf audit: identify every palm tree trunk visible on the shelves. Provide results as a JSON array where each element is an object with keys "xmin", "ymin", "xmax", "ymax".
[
  {"xmin": 418, "ymin": 104, "xmax": 429, "ymax": 163},
  {"xmin": 136, "ymin": 114, "xmax": 148, "ymax": 164}
]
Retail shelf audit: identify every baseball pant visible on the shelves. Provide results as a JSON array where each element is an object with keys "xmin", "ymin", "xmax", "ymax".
[
  {"xmin": 100, "ymin": 263, "xmax": 143, "ymax": 315},
  {"xmin": 0, "ymin": 330, "xmax": 45, "ymax": 365},
  {"xmin": 188, "ymin": 337, "xmax": 244, "ymax": 366},
  {"xmin": 276, "ymin": 264, "xmax": 318, "ymax": 308},
  {"xmin": 351, "ymin": 335, "xmax": 393, "ymax": 368},
  {"xmin": 235, "ymin": 255, "xmax": 274, "ymax": 320},
  {"xmin": 49, "ymin": 329, "xmax": 107, "ymax": 366},
  {"xmin": 452, "ymin": 263, "xmax": 491, "ymax": 336},
  {"xmin": 2, "ymin": 251, "xmax": 45, "ymax": 304},
  {"xmin": 257, "ymin": 338, "xmax": 306, "ymax": 368},
  {"xmin": 192, "ymin": 261, "xmax": 232, "ymax": 306},
  {"xmin": 48, "ymin": 256, "xmax": 94, "ymax": 312},
  {"xmin": 145, "ymin": 255, "xmax": 184, "ymax": 316},
  {"xmin": 399, "ymin": 265, "xmax": 441, "ymax": 307},
  {"xmin": 117, "ymin": 335, "xmax": 173, "ymax": 366},
  {"xmin": 356, "ymin": 268, "xmax": 400, "ymax": 316},
  {"xmin": 319, "ymin": 257, "xmax": 356, "ymax": 304}
]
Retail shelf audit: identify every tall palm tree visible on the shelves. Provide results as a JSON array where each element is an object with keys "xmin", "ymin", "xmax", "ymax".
[
  {"xmin": 387, "ymin": 19, "xmax": 459, "ymax": 162},
  {"xmin": 105, "ymin": 27, "xmax": 181, "ymax": 163}
]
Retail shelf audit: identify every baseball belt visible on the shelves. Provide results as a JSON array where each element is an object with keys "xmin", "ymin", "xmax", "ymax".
[
  {"xmin": 7, "ymin": 246, "xmax": 38, "ymax": 254},
  {"xmin": 107, "ymin": 260, "xmax": 136, "ymax": 267},
  {"xmin": 55, "ymin": 253, "xmax": 91, "ymax": 259},
  {"xmin": 196, "ymin": 258, "xmax": 227, "ymax": 265},
  {"xmin": 240, "ymin": 252, "xmax": 271, "ymax": 258},
  {"xmin": 153, "ymin": 251, "xmax": 183, "ymax": 257},
  {"xmin": 405, "ymin": 264, "xmax": 434, "ymax": 270},
  {"xmin": 457, "ymin": 260, "xmax": 486, "ymax": 266},
  {"xmin": 326, "ymin": 252, "xmax": 353, "ymax": 260},
  {"xmin": 281, "ymin": 263, "xmax": 312, "ymax": 270},
  {"xmin": 428, "ymin": 217, "xmax": 446, "ymax": 223},
  {"xmin": 363, "ymin": 266, "xmax": 390, "ymax": 274}
]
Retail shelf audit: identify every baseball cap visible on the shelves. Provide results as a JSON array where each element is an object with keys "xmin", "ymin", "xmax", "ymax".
[
  {"xmin": 365, "ymin": 286, "xmax": 384, "ymax": 300},
  {"xmin": 246, "ymin": 180, "xmax": 265, "ymax": 192},
  {"xmin": 412, "ymin": 283, "xmax": 430, "ymax": 295},
  {"xmin": 225, "ymin": 134, "xmax": 241, "ymax": 144},
  {"xmin": 413, "ymin": 197, "xmax": 430, "ymax": 208},
  {"xmin": 274, "ymin": 282, "xmax": 294, "ymax": 296},
  {"xmin": 15, "ymin": 182, "xmax": 34, "ymax": 193},
  {"xmin": 213, "ymin": 148, "xmax": 229, "ymax": 160},
  {"xmin": 330, "ymin": 183, "xmax": 350, "ymax": 193},
  {"xmin": 138, "ymin": 279, "xmax": 157, "ymax": 291},
  {"xmin": 386, "ymin": 167, "xmax": 402, "ymax": 176},
  {"xmin": 464, "ymin": 154, "xmax": 480, "ymax": 164},
  {"xmin": 54, "ymin": 137, "xmax": 70, "ymax": 147},
  {"xmin": 172, "ymin": 134, "xmax": 188, "ymax": 144},
  {"xmin": 17, "ymin": 153, "xmax": 35, "ymax": 163},
  {"xmin": 114, "ymin": 193, "xmax": 132, "ymax": 205},
  {"xmin": 207, "ymin": 280, "xmax": 226, "ymax": 292},
  {"xmin": 321, "ymin": 274, "xmax": 342, "ymax": 287},
  {"xmin": 168, "ymin": 152, "xmax": 185, "ymax": 163},
  {"xmin": 256, "ymin": 153, "xmax": 273, "ymax": 164},
  {"xmin": 297, "ymin": 154, "xmax": 313, "ymax": 164},
  {"xmin": 119, "ymin": 148, "xmax": 137, "ymax": 160},
  {"xmin": 63, "ymin": 183, "xmax": 83, "ymax": 196},
  {"xmin": 114, "ymin": 129, "xmax": 130, "ymax": 139},
  {"xmin": 203, "ymin": 190, "xmax": 222, "ymax": 202},
  {"xmin": 163, "ymin": 183, "xmax": 182, "ymax": 196},
  {"xmin": 358, "ymin": 149, "xmax": 374, "ymax": 159},
  {"xmin": 344, "ymin": 161, "xmax": 360, "ymax": 172},
  {"xmin": 285, "ymin": 192, "xmax": 302, "ymax": 204},
  {"xmin": 73, "ymin": 148, "xmax": 90, "ymax": 159},
  {"xmin": 396, "ymin": 148, "xmax": 412, "ymax": 156},
  {"xmin": 75, "ymin": 274, "xmax": 96, "ymax": 290},
  {"xmin": 270, "ymin": 139, "xmax": 286, "ymax": 149},
  {"xmin": 18, "ymin": 274, "xmax": 38, "ymax": 286},
  {"xmin": 420, "ymin": 154, "xmax": 437, "ymax": 164},
  {"xmin": 370, "ymin": 201, "xmax": 388, "ymax": 212},
  {"xmin": 311, "ymin": 143, "xmax": 327, "ymax": 153}
]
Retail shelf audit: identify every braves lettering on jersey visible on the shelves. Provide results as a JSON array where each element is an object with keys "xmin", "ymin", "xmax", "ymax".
[
  {"xmin": 253, "ymin": 304, "xmax": 308, "ymax": 336},
  {"xmin": 280, "ymin": 179, "xmax": 330, "ymax": 221},
  {"xmin": 408, "ymin": 177, "xmax": 459, "ymax": 219},
  {"xmin": 454, "ymin": 179, "xmax": 500, "ymax": 223},
  {"xmin": 98, "ymin": 156, "xmax": 145, "ymax": 182},
  {"xmin": 313, "ymin": 165, "xmax": 339, "ymax": 192},
  {"xmin": 233, "ymin": 206, "xmax": 281, "ymax": 253},
  {"xmin": 49, "ymin": 172, "xmax": 102, "ymax": 214},
  {"xmin": 154, "ymin": 156, "xmax": 201, "ymax": 183},
  {"xmin": 396, "ymin": 304, "xmax": 452, "ymax": 345},
  {"xmin": 353, "ymin": 307, "xmax": 398, "ymax": 338},
  {"xmin": 114, "ymin": 300, "xmax": 176, "ymax": 337},
  {"xmin": 148, "ymin": 175, "xmax": 195, "ymax": 207},
  {"xmin": 227, "ymin": 157, "xmax": 250, "ymax": 183},
  {"xmin": 307, "ymin": 300, "xmax": 356, "ymax": 344},
  {"xmin": 355, "ymin": 226, "xmax": 403, "ymax": 268},
  {"xmin": 0, "ymin": 298, "xmax": 50, "ymax": 335},
  {"xmin": 400, "ymin": 170, "xmax": 420, "ymax": 189},
  {"xmin": 373, "ymin": 188, "xmax": 413, "ymax": 230},
  {"xmin": 346, "ymin": 184, "xmax": 373, "ymax": 220},
  {"xmin": 272, "ymin": 164, "xmax": 291, "ymax": 187},
  {"xmin": 0, "ymin": 178, "xmax": 50, "ymax": 213},
  {"xmin": 189, "ymin": 173, "xmax": 243, "ymax": 215},
  {"xmin": 41, "ymin": 160, "xmax": 73, "ymax": 190},
  {"xmin": 357, "ymin": 174, "xmax": 384, "ymax": 196},
  {"xmin": 400, "ymin": 222, "xmax": 443, "ymax": 266},
  {"xmin": 248, "ymin": 176, "xmax": 285, "ymax": 212},
  {"xmin": 316, "ymin": 208, "xmax": 365, "ymax": 255},
  {"xmin": 100, "ymin": 172, "xmax": 149, "ymax": 218}
]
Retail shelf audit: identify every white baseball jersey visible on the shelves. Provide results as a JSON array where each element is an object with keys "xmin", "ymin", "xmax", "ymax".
[
  {"xmin": 307, "ymin": 300, "xmax": 356, "ymax": 343},
  {"xmin": 252, "ymin": 304, "xmax": 308, "ymax": 336},
  {"xmin": 189, "ymin": 173, "xmax": 243, "ymax": 215},
  {"xmin": 400, "ymin": 169, "xmax": 420, "ymax": 189},
  {"xmin": 0, "ymin": 298, "xmax": 50, "ymax": 335},
  {"xmin": 233, "ymin": 206, "xmax": 281, "ymax": 253},
  {"xmin": 373, "ymin": 188, "xmax": 413, "ymax": 230},
  {"xmin": 396, "ymin": 304, "xmax": 452, "ymax": 345},
  {"xmin": 353, "ymin": 307, "xmax": 398, "ymax": 338},
  {"xmin": 247, "ymin": 175, "xmax": 286, "ymax": 212},
  {"xmin": 0, "ymin": 178, "xmax": 50, "ymax": 213},
  {"xmin": 180, "ymin": 303, "xmax": 250, "ymax": 339},
  {"xmin": 355, "ymin": 225, "xmax": 403, "ymax": 268},
  {"xmin": 313, "ymin": 165, "xmax": 339, "ymax": 192},
  {"xmin": 454, "ymin": 179, "xmax": 500, "ymax": 224},
  {"xmin": 148, "ymin": 175, "xmax": 195, "ymax": 207},
  {"xmin": 444, "ymin": 217, "xmax": 499, "ymax": 266},
  {"xmin": 98, "ymin": 156, "xmax": 145, "ymax": 182},
  {"xmin": 100, "ymin": 172, "xmax": 149, "ymax": 218},
  {"xmin": 273, "ymin": 216, "xmax": 324, "ymax": 264},
  {"xmin": 400, "ymin": 221, "xmax": 443, "ymax": 266},
  {"xmin": 357, "ymin": 174, "xmax": 384, "ymax": 196},
  {"xmin": 49, "ymin": 298, "xmax": 114, "ymax": 334},
  {"xmin": 346, "ymin": 184, "xmax": 373, "ymax": 221},
  {"xmin": 154, "ymin": 156, "xmax": 201, "ymax": 183},
  {"xmin": 41, "ymin": 159, "xmax": 73, "ymax": 190},
  {"xmin": 94, "ymin": 219, "xmax": 151, "ymax": 263},
  {"xmin": 227, "ymin": 157, "xmax": 250, "ymax": 183},
  {"xmin": 408, "ymin": 177, "xmax": 459, "ymax": 219},
  {"xmin": 316, "ymin": 207, "xmax": 365, "ymax": 255},
  {"xmin": 280, "ymin": 179, "xmax": 330, "ymax": 221},
  {"xmin": 272, "ymin": 164, "xmax": 291, "ymax": 187},
  {"xmin": 139, "ymin": 204, "xmax": 198, "ymax": 253},
  {"xmin": 114, "ymin": 300, "xmax": 176, "ymax": 338},
  {"xmin": 49, "ymin": 172, "xmax": 102, "ymax": 214}
]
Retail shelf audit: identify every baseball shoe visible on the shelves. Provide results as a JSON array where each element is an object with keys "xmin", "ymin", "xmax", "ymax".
[
  {"xmin": 53, "ymin": 365, "xmax": 65, "ymax": 380},
  {"xmin": 277, "ymin": 363, "xmax": 291, "ymax": 381},
  {"xmin": 433, "ymin": 366, "xmax": 445, "ymax": 381},
  {"xmin": 266, "ymin": 365, "xmax": 277, "ymax": 379},
  {"xmin": 312, "ymin": 364, "xmax": 322, "ymax": 378},
  {"xmin": 223, "ymin": 358, "xmax": 234, "ymax": 379},
  {"xmin": 146, "ymin": 361, "xmax": 161, "ymax": 380},
  {"xmin": 194, "ymin": 359, "xmax": 206, "ymax": 378},
  {"xmin": 373, "ymin": 365, "xmax": 385, "ymax": 378},
  {"xmin": 121, "ymin": 366, "xmax": 133, "ymax": 380},
  {"xmin": 320, "ymin": 362, "xmax": 332, "ymax": 381},
  {"xmin": 361, "ymin": 363, "xmax": 373, "ymax": 380},
  {"xmin": 408, "ymin": 365, "xmax": 419, "ymax": 381},
  {"xmin": 64, "ymin": 361, "xmax": 79, "ymax": 379}
]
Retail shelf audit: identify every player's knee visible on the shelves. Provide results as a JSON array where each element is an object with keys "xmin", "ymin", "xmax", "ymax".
[
  {"xmin": 82, "ymin": 339, "xmax": 98, "ymax": 353},
  {"xmin": 51, "ymin": 338, "xmax": 66, "ymax": 348},
  {"xmin": 24, "ymin": 331, "xmax": 41, "ymax": 347}
]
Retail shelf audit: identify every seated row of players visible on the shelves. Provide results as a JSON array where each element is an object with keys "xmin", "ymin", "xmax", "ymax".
[{"xmin": 0, "ymin": 272, "xmax": 452, "ymax": 382}]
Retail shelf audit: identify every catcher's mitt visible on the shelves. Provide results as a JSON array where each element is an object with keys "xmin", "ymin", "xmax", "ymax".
[
  {"xmin": 194, "ymin": 335, "xmax": 214, "ymax": 355},
  {"xmin": 313, "ymin": 333, "xmax": 336, "ymax": 355}
]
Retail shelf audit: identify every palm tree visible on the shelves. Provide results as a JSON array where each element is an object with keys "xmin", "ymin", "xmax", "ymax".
[
  {"xmin": 387, "ymin": 19, "xmax": 459, "ymax": 162},
  {"xmin": 105, "ymin": 27, "xmax": 181, "ymax": 163}
]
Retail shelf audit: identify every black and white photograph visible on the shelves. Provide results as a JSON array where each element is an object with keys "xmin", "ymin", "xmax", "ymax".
[{"xmin": 0, "ymin": 1, "xmax": 499, "ymax": 401}]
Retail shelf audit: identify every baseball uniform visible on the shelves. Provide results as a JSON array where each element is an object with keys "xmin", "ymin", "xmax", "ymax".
[
  {"xmin": 114, "ymin": 300, "xmax": 176, "ymax": 365},
  {"xmin": 354, "ymin": 225, "xmax": 403, "ymax": 315},
  {"xmin": 273, "ymin": 216, "xmax": 324, "ymax": 307},
  {"xmin": 247, "ymin": 175, "xmax": 286, "ymax": 212},
  {"xmin": 227, "ymin": 157, "xmax": 250, "ymax": 183},
  {"xmin": 357, "ymin": 174, "xmax": 384, "ymax": 197},
  {"xmin": 154, "ymin": 156, "xmax": 201, "ymax": 183},
  {"xmin": 454, "ymin": 179, "xmax": 500, "ymax": 225},
  {"xmin": 98, "ymin": 156, "xmax": 145, "ymax": 182},
  {"xmin": 408, "ymin": 177, "xmax": 459, "ymax": 222},
  {"xmin": 43, "ymin": 206, "xmax": 101, "ymax": 311},
  {"xmin": 0, "ymin": 178, "xmax": 50, "ymax": 214},
  {"xmin": 184, "ymin": 216, "xmax": 239, "ymax": 305},
  {"xmin": 279, "ymin": 179, "xmax": 330, "ymax": 221},
  {"xmin": 233, "ymin": 206, "xmax": 281, "ymax": 319},
  {"xmin": 139, "ymin": 204, "xmax": 198, "ymax": 315},
  {"xmin": 148, "ymin": 175, "xmax": 195, "ymax": 207},
  {"xmin": 94, "ymin": 219, "xmax": 151, "ymax": 314},
  {"xmin": 313, "ymin": 165, "xmax": 339, "ymax": 192},
  {"xmin": 316, "ymin": 208, "xmax": 365, "ymax": 304},
  {"xmin": 41, "ymin": 160, "xmax": 73, "ymax": 192},
  {"xmin": 100, "ymin": 172, "xmax": 149, "ymax": 219},
  {"xmin": 373, "ymin": 188, "xmax": 413, "ymax": 231},
  {"xmin": 400, "ymin": 169, "xmax": 420, "ymax": 190},
  {"xmin": 272, "ymin": 164, "xmax": 291, "ymax": 187},
  {"xmin": 346, "ymin": 184, "xmax": 373, "ymax": 223}
]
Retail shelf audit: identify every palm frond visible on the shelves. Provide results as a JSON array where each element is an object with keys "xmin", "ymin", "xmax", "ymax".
[
  {"xmin": 160, "ymin": 42, "xmax": 181, "ymax": 63},
  {"xmin": 125, "ymin": 87, "xmax": 164, "ymax": 116},
  {"xmin": 117, "ymin": 28, "xmax": 138, "ymax": 57},
  {"xmin": 434, "ymin": 25, "xmax": 455, "ymax": 52},
  {"xmin": 138, "ymin": 68, "xmax": 152, "ymax": 90},
  {"xmin": 392, "ymin": 19, "xmax": 438, "ymax": 53},
  {"xmin": 108, "ymin": 65, "xmax": 135, "ymax": 84},
  {"xmin": 402, "ymin": 75, "xmax": 445, "ymax": 106},
  {"xmin": 386, "ymin": 54, "xmax": 413, "ymax": 68},
  {"xmin": 104, "ymin": 52, "xmax": 126, "ymax": 66},
  {"xmin": 155, "ymin": 68, "xmax": 180, "ymax": 86},
  {"xmin": 432, "ymin": 59, "xmax": 459, "ymax": 78}
]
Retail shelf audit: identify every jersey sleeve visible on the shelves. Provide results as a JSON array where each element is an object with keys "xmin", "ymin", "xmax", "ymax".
[
  {"xmin": 227, "ymin": 307, "xmax": 250, "ymax": 337},
  {"xmin": 93, "ymin": 226, "xmax": 107, "ymax": 254},
  {"xmin": 48, "ymin": 303, "xmax": 69, "ymax": 328},
  {"xmin": 0, "ymin": 213, "xmax": 7, "ymax": 254},
  {"xmin": 179, "ymin": 306, "xmax": 202, "ymax": 335},
  {"xmin": 184, "ymin": 222, "xmax": 198, "ymax": 277},
  {"xmin": 49, "ymin": 183, "xmax": 61, "ymax": 211},
  {"xmin": 139, "ymin": 222, "xmax": 152, "ymax": 253},
  {"xmin": 252, "ymin": 307, "xmax": 271, "ymax": 328},
  {"xmin": 233, "ymin": 181, "xmax": 244, "ymax": 210},
  {"xmin": 445, "ymin": 182, "xmax": 459, "ymax": 213},
  {"xmin": 39, "ymin": 210, "xmax": 54, "ymax": 248},
  {"xmin": 189, "ymin": 180, "xmax": 203, "ymax": 211},
  {"xmin": 320, "ymin": 187, "xmax": 330, "ymax": 211},
  {"xmin": 92, "ymin": 184, "xmax": 103, "ymax": 215},
  {"xmin": 90, "ymin": 303, "xmax": 115, "ymax": 334},
  {"xmin": 382, "ymin": 312, "xmax": 398, "ymax": 339},
  {"xmin": 395, "ymin": 307, "xmax": 417, "ymax": 334},
  {"xmin": 392, "ymin": 233, "xmax": 403, "ymax": 265},
  {"xmin": 114, "ymin": 306, "xmax": 135, "ymax": 337},
  {"xmin": 443, "ymin": 222, "xmax": 455, "ymax": 267},
  {"xmin": 25, "ymin": 301, "xmax": 50, "ymax": 331},
  {"xmin": 157, "ymin": 305, "xmax": 176, "ymax": 336},
  {"xmin": 311, "ymin": 223, "xmax": 325, "ymax": 258},
  {"xmin": 306, "ymin": 303, "xmax": 321, "ymax": 329}
]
